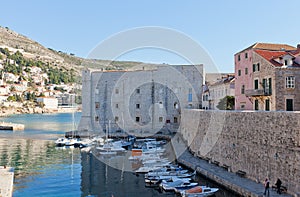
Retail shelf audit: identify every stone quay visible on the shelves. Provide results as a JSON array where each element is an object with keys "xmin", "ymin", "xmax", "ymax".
[{"xmin": 0, "ymin": 166, "xmax": 14, "ymax": 197}]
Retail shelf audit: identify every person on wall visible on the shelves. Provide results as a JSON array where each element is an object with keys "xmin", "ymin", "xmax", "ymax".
[
  {"xmin": 264, "ymin": 178, "xmax": 270, "ymax": 196},
  {"xmin": 275, "ymin": 178, "xmax": 282, "ymax": 194}
]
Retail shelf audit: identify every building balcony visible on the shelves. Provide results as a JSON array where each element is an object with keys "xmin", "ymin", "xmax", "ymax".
[{"xmin": 245, "ymin": 89, "xmax": 271, "ymax": 96}]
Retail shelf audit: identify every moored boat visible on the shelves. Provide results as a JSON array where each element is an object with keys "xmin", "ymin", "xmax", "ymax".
[
  {"xmin": 160, "ymin": 180, "xmax": 186, "ymax": 191},
  {"xmin": 174, "ymin": 182, "xmax": 199, "ymax": 193},
  {"xmin": 180, "ymin": 186, "xmax": 219, "ymax": 197},
  {"xmin": 55, "ymin": 138, "xmax": 69, "ymax": 146}
]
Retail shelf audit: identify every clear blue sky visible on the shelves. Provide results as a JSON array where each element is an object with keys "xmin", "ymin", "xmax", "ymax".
[{"xmin": 1, "ymin": 0, "xmax": 299, "ymax": 72}]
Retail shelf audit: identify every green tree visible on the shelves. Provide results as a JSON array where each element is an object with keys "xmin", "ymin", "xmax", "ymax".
[
  {"xmin": 7, "ymin": 95, "xmax": 16, "ymax": 102},
  {"xmin": 0, "ymin": 48, "xmax": 10, "ymax": 56},
  {"xmin": 24, "ymin": 67, "xmax": 31, "ymax": 73},
  {"xmin": 75, "ymin": 95, "xmax": 82, "ymax": 104},
  {"xmin": 15, "ymin": 94, "xmax": 23, "ymax": 102},
  {"xmin": 26, "ymin": 92, "xmax": 36, "ymax": 101},
  {"xmin": 216, "ymin": 96, "xmax": 235, "ymax": 110}
]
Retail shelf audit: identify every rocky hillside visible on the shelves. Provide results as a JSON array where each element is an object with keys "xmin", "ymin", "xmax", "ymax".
[{"xmin": 0, "ymin": 26, "xmax": 153, "ymax": 74}]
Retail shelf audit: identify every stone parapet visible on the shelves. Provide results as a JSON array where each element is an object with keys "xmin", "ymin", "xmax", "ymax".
[{"xmin": 180, "ymin": 109, "xmax": 300, "ymax": 196}]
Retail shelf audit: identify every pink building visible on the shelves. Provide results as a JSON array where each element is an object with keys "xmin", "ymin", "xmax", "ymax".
[{"xmin": 234, "ymin": 43, "xmax": 297, "ymax": 110}]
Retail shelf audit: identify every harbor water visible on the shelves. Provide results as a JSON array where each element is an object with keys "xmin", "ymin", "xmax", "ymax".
[{"xmin": 0, "ymin": 113, "xmax": 239, "ymax": 196}]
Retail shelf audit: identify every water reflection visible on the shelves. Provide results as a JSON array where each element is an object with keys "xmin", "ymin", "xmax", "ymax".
[
  {"xmin": 0, "ymin": 112, "xmax": 81, "ymax": 134},
  {"xmin": 81, "ymin": 151, "xmax": 240, "ymax": 197},
  {"xmin": 0, "ymin": 137, "xmax": 81, "ymax": 196},
  {"xmin": 0, "ymin": 113, "xmax": 239, "ymax": 197},
  {"xmin": 81, "ymin": 152, "xmax": 176, "ymax": 197}
]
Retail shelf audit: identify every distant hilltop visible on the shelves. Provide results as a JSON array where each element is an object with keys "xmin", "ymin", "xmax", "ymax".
[{"xmin": 0, "ymin": 26, "xmax": 158, "ymax": 72}]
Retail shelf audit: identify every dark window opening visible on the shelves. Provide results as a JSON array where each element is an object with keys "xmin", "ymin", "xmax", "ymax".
[
  {"xmin": 135, "ymin": 117, "xmax": 140, "ymax": 122},
  {"xmin": 241, "ymin": 85, "xmax": 245, "ymax": 94},
  {"xmin": 286, "ymin": 99, "xmax": 294, "ymax": 111},
  {"xmin": 265, "ymin": 99, "xmax": 270, "ymax": 111},
  {"xmin": 254, "ymin": 100, "xmax": 259, "ymax": 110},
  {"xmin": 254, "ymin": 79, "xmax": 259, "ymax": 90},
  {"xmin": 174, "ymin": 117, "xmax": 178, "ymax": 123}
]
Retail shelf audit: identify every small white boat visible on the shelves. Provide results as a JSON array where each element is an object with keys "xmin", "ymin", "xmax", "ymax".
[
  {"xmin": 65, "ymin": 138, "xmax": 79, "ymax": 146},
  {"xmin": 161, "ymin": 180, "xmax": 186, "ymax": 191},
  {"xmin": 180, "ymin": 186, "xmax": 219, "ymax": 197},
  {"xmin": 156, "ymin": 170, "xmax": 196, "ymax": 180},
  {"xmin": 96, "ymin": 142, "xmax": 127, "ymax": 153},
  {"xmin": 92, "ymin": 136, "xmax": 105, "ymax": 144},
  {"xmin": 136, "ymin": 166, "xmax": 162, "ymax": 173},
  {"xmin": 174, "ymin": 182, "xmax": 199, "ymax": 193},
  {"xmin": 55, "ymin": 138, "xmax": 69, "ymax": 146},
  {"xmin": 146, "ymin": 169, "xmax": 189, "ymax": 177},
  {"xmin": 74, "ymin": 138, "xmax": 94, "ymax": 148}
]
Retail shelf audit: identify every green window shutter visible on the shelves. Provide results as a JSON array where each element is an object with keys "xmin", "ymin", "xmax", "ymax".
[
  {"xmin": 265, "ymin": 99, "xmax": 270, "ymax": 111},
  {"xmin": 255, "ymin": 100, "xmax": 259, "ymax": 110},
  {"xmin": 254, "ymin": 79, "xmax": 259, "ymax": 90},
  {"xmin": 268, "ymin": 78, "xmax": 272, "ymax": 95}
]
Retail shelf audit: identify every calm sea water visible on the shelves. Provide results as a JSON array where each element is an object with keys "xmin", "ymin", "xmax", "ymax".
[{"xmin": 0, "ymin": 113, "xmax": 239, "ymax": 197}]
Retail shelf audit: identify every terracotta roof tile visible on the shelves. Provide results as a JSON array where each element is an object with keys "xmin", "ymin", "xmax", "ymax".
[
  {"xmin": 255, "ymin": 49, "xmax": 300, "ymax": 67},
  {"xmin": 236, "ymin": 42, "xmax": 297, "ymax": 54},
  {"xmin": 252, "ymin": 43, "xmax": 297, "ymax": 51},
  {"xmin": 255, "ymin": 50, "xmax": 286, "ymax": 61}
]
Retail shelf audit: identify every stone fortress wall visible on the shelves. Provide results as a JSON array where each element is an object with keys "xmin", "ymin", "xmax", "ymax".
[
  {"xmin": 180, "ymin": 109, "xmax": 300, "ymax": 195},
  {"xmin": 78, "ymin": 65, "xmax": 203, "ymax": 135}
]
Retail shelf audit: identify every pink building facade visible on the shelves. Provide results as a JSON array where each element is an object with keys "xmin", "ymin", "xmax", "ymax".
[
  {"xmin": 234, "ymin": 48, "xmax": 254, "ymax": 110},
  {"xmin": 235, "ymin": 43, "xmax": 298, "ymax": 110}
]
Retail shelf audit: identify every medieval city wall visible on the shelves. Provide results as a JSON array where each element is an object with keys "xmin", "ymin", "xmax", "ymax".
[{"xmin": 180, "ymin": 109, "xmax": 300, "ymax": 195}]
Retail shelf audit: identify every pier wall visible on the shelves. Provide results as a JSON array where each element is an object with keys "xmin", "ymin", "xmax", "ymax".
[
  {"xmin": 180, "ymin": 109, "xmax": 300, "ymax": 196},
  {"xmin": 0, "ymin": 166, "xmax": 14, "ymax": 197}
]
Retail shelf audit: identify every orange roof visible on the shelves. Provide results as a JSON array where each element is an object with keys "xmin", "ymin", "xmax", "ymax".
[
  {"xmin": 236, "ymin": 42, "xmax": 297, "ymax": 54},
  {"xmin": 251, "ymin": 43, "xmax": 297, "ymax": 51},
  {"xmin": 254, "ymin": 50, "xmax": 286, "ymax": 61},
  {"xmin": 255, "ymin": 49, "xmax": 300, "ymax": 67}
]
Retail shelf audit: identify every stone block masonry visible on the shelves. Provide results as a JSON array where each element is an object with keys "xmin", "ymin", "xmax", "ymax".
[
  {"xmin": 0, "ymin": 166, "xmax": 14, "ymax": 197},
  {"xmin": 180, "ymin": 109, "xmax": 300, "ymax": 196},
  {"xmin": 78, "ymin": 65, "xmax": 204, "ymax": 136}
]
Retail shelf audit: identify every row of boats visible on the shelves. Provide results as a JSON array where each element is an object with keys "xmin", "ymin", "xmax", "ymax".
[
  {"xmin": 55, "ymin": 137, "xmax": 94, "ymax": 148},
  {"xmin": 126, "ymin": 139, "xmax": 219, "ymax": 196},
  {"xmin": 55, "ymin": 135, "xmax": 219, "ymax": 196},
  {"xmin": 54, "ymin": 135, "xmax": 136, "ymax": 150},
  {"xmin": 141, "ymin": 164, "xmax": 219, "ymax": 197}
]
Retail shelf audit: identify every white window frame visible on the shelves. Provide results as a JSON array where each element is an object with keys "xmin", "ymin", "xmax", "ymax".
[{"xmin": 285, "ymin": 76, "xmax": 295, "ymax": 88}]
